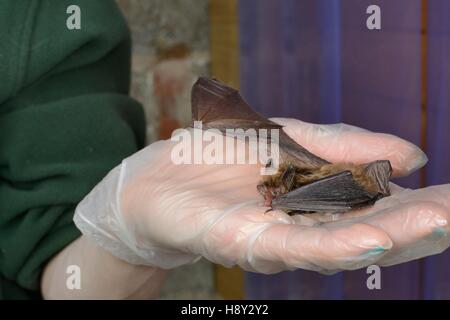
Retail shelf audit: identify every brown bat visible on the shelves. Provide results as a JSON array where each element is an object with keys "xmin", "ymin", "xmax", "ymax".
[{"xmin": 190, "ymin": 77, "xmax": 392, "ymax": 215}]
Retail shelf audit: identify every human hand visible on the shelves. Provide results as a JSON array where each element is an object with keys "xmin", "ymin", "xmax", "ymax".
[
  {"xmin": 74, "ymin": 117, "xmax": 447, "ymax": 274},
  {"xmin": 275, "ymin": 118, "xmax": 449, "ymax": 272}
]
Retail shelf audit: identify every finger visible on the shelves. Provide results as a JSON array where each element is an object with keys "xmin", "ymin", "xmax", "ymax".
[
  {"xmin": 199, "ymin": 205, "xmax": 295, "ymax": 269},
  {"xmin": 365, "ymin": 185, "xmax": 450, "ymax": 266},
  {"xmin": 248, "ymin": 220, "xmax": 393, "ymax": 273},
  {"xmin": 270, "ymin": 117, "xmax": 427, "ymax": 177},
  {"xmin": 366, "ymin": 201, "xmax": 449, "ymax": 266},
  {"xmin": 322, "ymin": 184, "xmax": 450, "ymax": 266}
]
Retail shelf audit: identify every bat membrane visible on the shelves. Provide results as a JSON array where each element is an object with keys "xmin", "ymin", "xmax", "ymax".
[{"xmin": 190, "ymin": 77, "xmax": 392, "ymax": 214}]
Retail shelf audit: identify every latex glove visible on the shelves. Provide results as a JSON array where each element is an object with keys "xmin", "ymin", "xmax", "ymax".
[
  {"xmin": 323, "ymin": 183, "xmax": 450, "ymax": 269},
  {"xmin": 274, "ymin": 118, "xmax": 450, "ymax": 271},
  {"xmin": 74, "ymin": 118, "xmax": 442, "ymax": 274}
]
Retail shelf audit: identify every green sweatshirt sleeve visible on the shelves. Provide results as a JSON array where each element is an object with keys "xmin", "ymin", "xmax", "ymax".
[{"xmin": 0, "ymin": 0, "xmax": 146, "ymax": 299}]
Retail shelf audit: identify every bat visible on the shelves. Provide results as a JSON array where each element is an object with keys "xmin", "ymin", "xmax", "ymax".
[{"xmin": 190, "ymin": 77, "xmax": 392, "ymax": 214}]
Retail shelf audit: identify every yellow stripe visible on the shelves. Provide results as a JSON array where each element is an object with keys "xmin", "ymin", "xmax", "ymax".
[
  {"xmin": 210, "ymin": 0, "xmax": 240, "ymax": 88},
  {"xmin": 209, "ymin": 0, "xmax": 244, "ymax": 300}
]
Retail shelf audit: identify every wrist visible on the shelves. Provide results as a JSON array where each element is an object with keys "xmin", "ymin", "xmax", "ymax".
[{"xmin": 42, "ymin": 235, "xmax": 167, "ymax": 299}]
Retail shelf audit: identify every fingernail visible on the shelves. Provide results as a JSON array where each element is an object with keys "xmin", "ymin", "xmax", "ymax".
[
  {"xmin": 432, "ymin": 227, "xmax": 450, "ymax": 238},
  {"xmin": 359, "ymin": 245, "xmax": 390, "ymax": 259},
  {"xmin": 366, "ymin": 245, "xmax": 390, "ymax": 255},
  {"xmin": 406, "ymin": 149, "xmax": 428, "ymax": 173}
]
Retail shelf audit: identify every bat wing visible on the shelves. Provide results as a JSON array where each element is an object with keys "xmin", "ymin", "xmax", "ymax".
[
  {"xmin": 191, "ymin": 77, "xmax": 393, "ymax": 213},
  {"xmin": 191, "ymin": 77, "xmax": 273, "ymax": 125},
  {"xmin": 271, "ymin": 171, "xmax": 378, "ymax": 213},
  {"xmin": 191, "ymin": 77, "xmax": 328, "ymax": 168}
]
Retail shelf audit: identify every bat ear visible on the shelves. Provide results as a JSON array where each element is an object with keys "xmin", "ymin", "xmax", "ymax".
[
  {"xmin": 191, "ymin": 77, "xmax": 269, "ymax": 124},
  {"xmin": 363, "ymin": 160, "xmax": 392, "ymax": 196}
]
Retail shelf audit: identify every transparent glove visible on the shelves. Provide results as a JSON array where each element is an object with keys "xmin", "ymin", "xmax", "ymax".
[
  {"xmin": 274, "ymin": 118, "xmax": 450, "ymax": 272},
  {"xmin": 74, "ymin": 118, "xmax": 447, "ymax": 274}
]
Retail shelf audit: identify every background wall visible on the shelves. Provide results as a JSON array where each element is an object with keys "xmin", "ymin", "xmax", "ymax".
[
  {"xmin": 239, "ymin": 0, "xmax": 450, "ymax": 299},
  {"xmin": 114, "ymin": 0, "xmax": 450, "ymax": 300},
  {"xmin": 116, "ymin": 0, "xmax": 217, "ymax": 299}
]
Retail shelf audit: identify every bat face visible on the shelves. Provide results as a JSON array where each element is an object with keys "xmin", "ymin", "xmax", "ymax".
[{"xmin": 190, "ymin": 77, "xmax": 392, "ymax": 214}]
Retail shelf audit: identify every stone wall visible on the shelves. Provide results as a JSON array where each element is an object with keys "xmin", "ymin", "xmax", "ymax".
[
  {"xmin": 116, "ymin": 0, "xmax": 217, "ymax": 299},
  {"xmin": 117, "ymin": 0, "xmax": 210, "ymax": 142}
]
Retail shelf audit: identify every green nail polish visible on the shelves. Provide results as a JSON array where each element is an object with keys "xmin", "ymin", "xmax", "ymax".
[
  {"xmin": 366, "ymin": 246, "xmax": 388, "ymax": 255},
  {"xmin": 432, "ymin": 227, "xmax": 449, "ymax": 238}
]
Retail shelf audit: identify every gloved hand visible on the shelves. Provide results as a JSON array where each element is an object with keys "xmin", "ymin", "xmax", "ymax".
[
  {"xmin": 275, "ymin": 118, "xmax": 450, "ymax": 271},
  {"xmin": 74, "ymin": 118, "xmax": 449, "ymax": 274}
]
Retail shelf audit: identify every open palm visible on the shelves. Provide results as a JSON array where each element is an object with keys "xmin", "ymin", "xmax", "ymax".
[{"xmin": 93, "ymin": 118, "xmax": 449, "ymax": 274}]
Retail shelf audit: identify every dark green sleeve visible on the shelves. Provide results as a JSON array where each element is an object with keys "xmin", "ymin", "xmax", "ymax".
[{"xmin": 0, "ymin": 0, "xmax": 146, "ymax": 299}]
